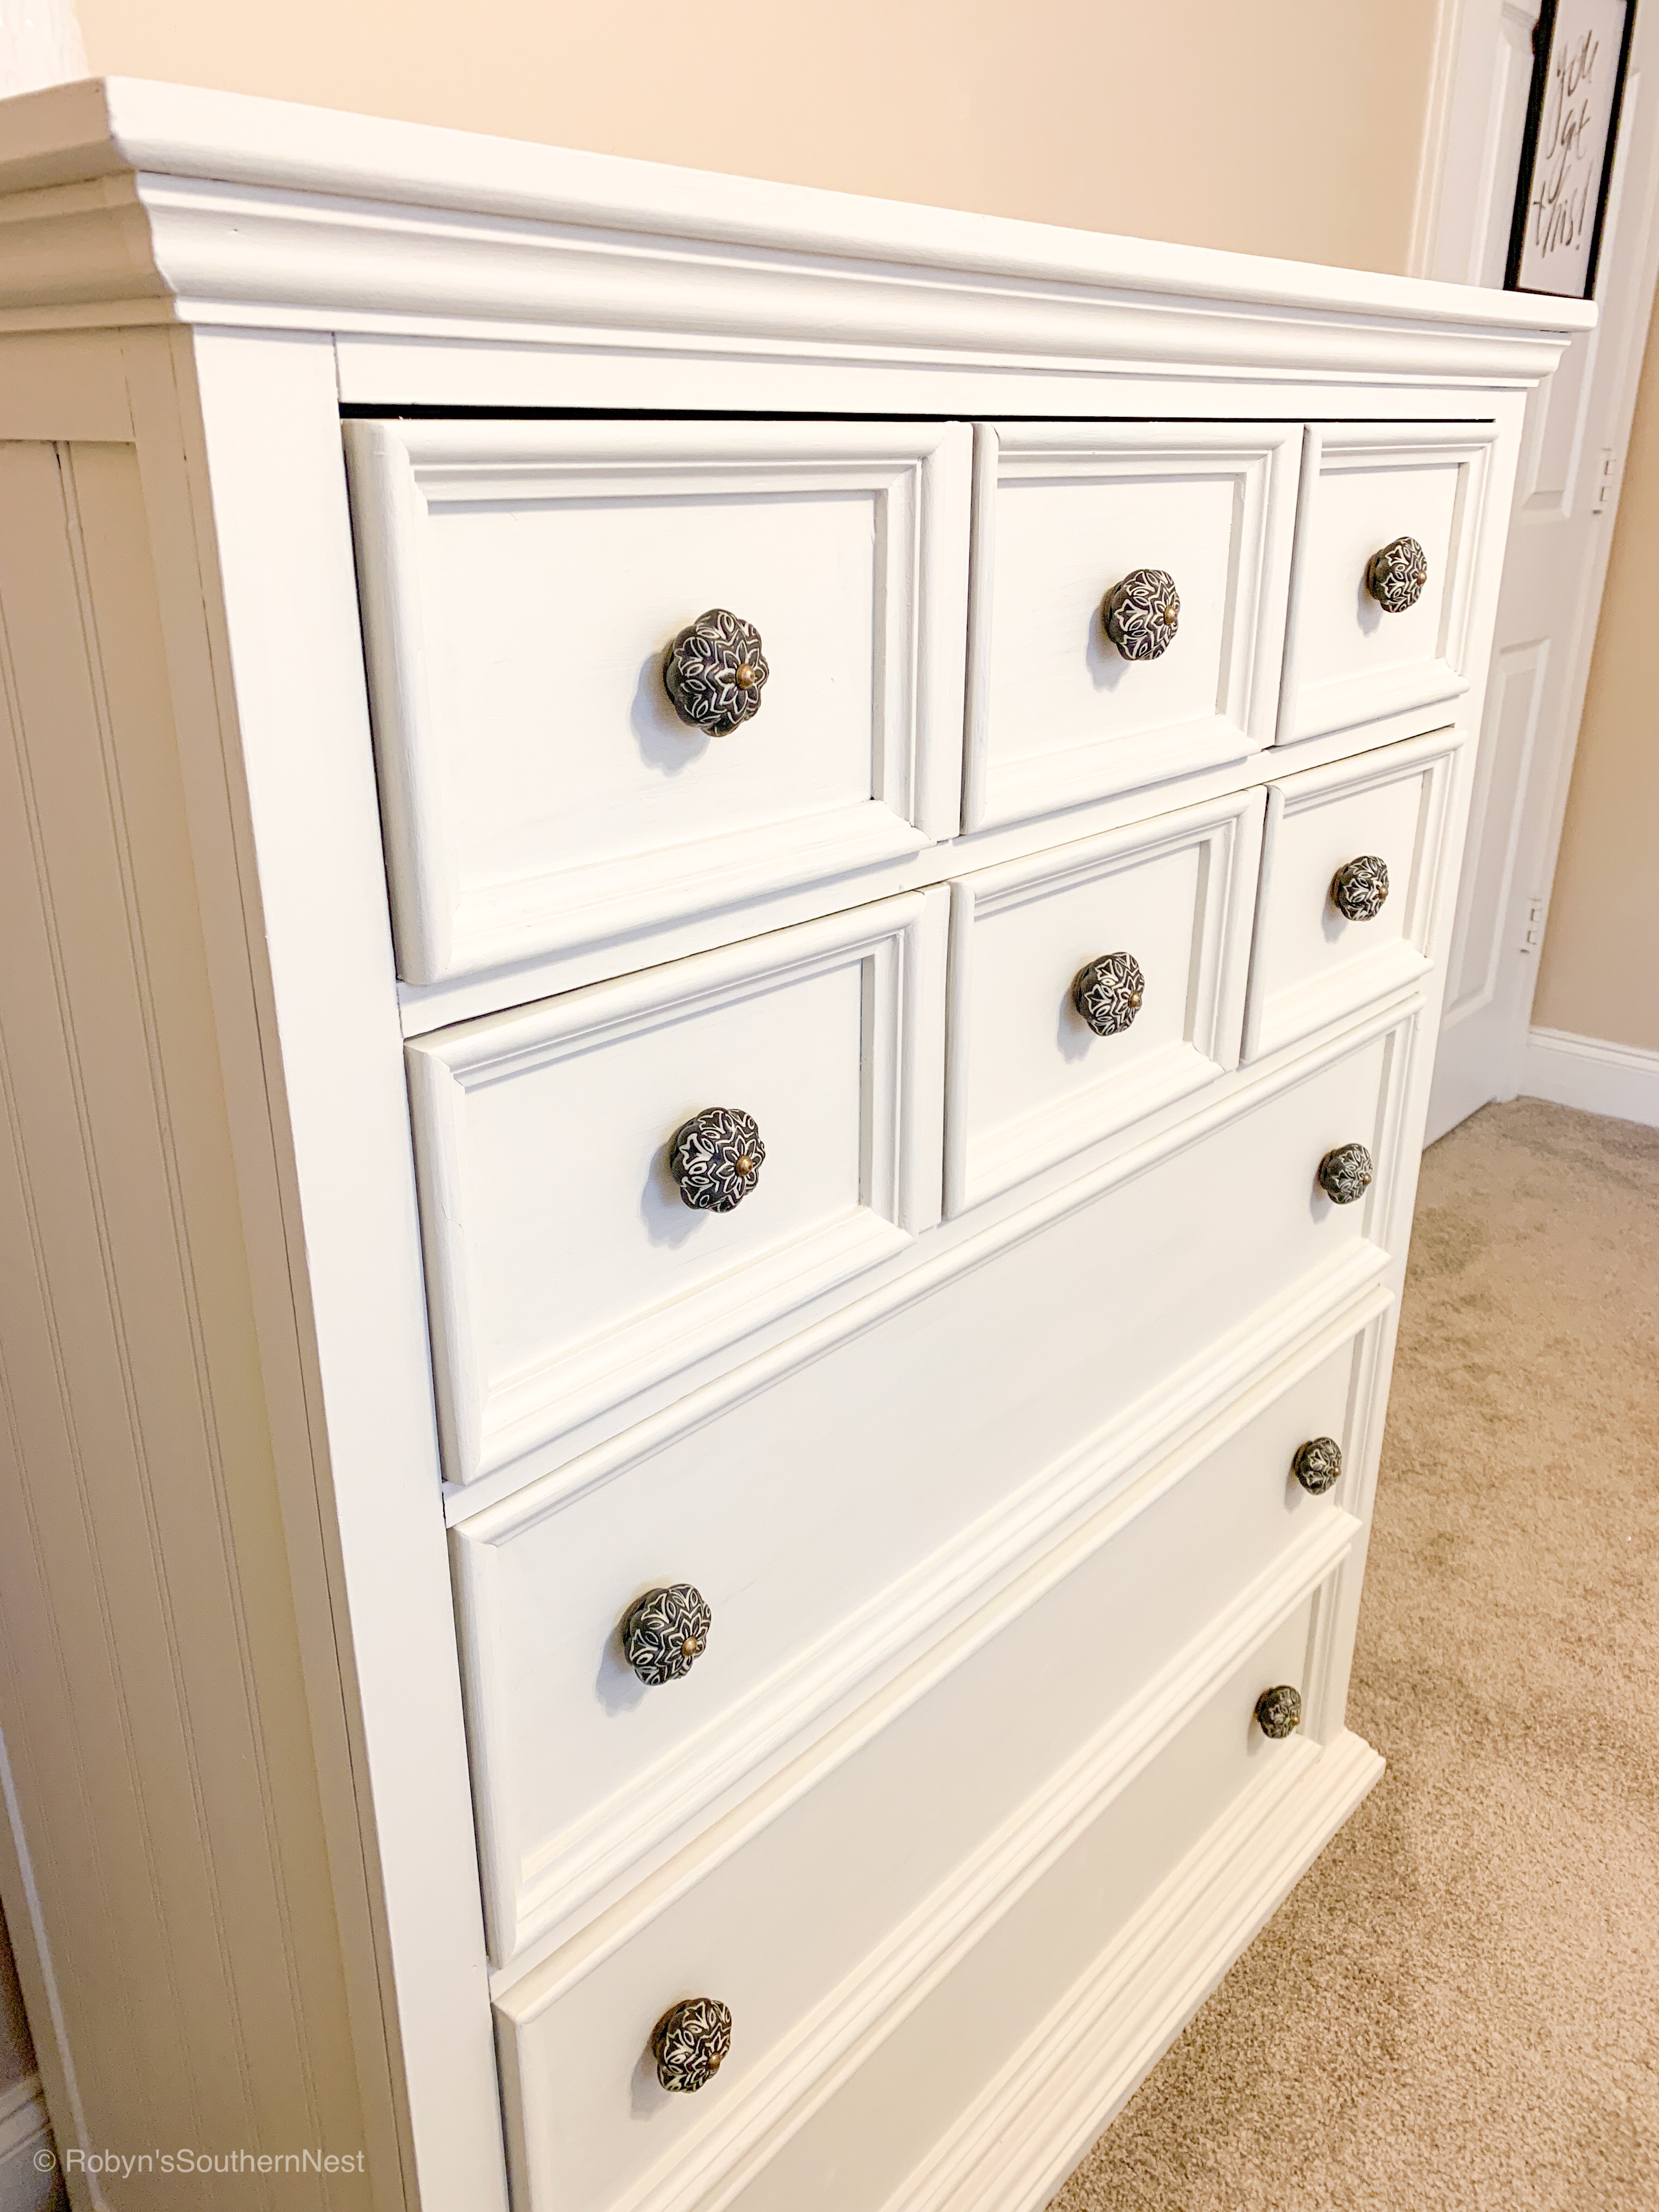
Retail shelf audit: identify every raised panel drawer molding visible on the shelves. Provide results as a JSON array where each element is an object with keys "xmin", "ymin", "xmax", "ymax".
[
  {"xmin": 407, "ymin": 890, "xmax": 949, "ymax": 1485},
  {"xmin": 0, "ymin": 75, "xmax": 1583, "ymax": 2212},
  {"xmin": 1245, "ymin": 729, "xmax": 1464, "ymax": 1059},
  {"xmin": 963, "ymin": 421, "xmax": 1300, "ymax": 829},
  {"xmin": 346, "ymin": 418, "xmax": 972, "ymax": 986},
  {"xmin": 1280, "ymin": 422, "xmax": 1497, "ymax": 747}
]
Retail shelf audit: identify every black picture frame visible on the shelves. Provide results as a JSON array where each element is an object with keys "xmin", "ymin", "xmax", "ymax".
[{"xmin": 1506, "ymin": 0, "xmax": 1637, "ymax": 298}]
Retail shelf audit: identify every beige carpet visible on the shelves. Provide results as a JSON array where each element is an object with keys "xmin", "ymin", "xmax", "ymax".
[{"xmin": 1051, "ymin": 1098, "xmax": 1659, "ymax": 2211}]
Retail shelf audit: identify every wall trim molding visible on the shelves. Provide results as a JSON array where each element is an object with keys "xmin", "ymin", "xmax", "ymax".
[
  {"xmin": 0, "ymin": 2075, "xmax": 57, "ymax": 2212},
  {"xmin": 1520, "ymin": 1026, "xmax": 1659, "ymax": 1127}
]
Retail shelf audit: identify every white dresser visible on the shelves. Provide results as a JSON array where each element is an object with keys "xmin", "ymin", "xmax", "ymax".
[{"xmin": 0, "ymin": 78, "xmax": 1589, "ymax": 2212}]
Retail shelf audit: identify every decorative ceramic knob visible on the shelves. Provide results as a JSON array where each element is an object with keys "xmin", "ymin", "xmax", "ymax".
[
  {"xmin": 1331, "ymin": 855, "xmax": 1390, "ymax": 922},
  {"xmin": 1365, "ymin": 537, "xmax": 1428, "ymax": 614},
  {"xmin": 1073, "ymin": 951, "xmax": 1146, "ymax": 1037},
  {"xmin": 1103, "ymin": 568, "xmax": 1181, "ymax": 659},
  {"xmin": 663, "ymin": 608, "xmax": 770, "ymax": 734},
  {"xmin": 651, "ymin": 1997, "xmax": 733, "ymax": 2093},
  {"xmin": 1293, "ymin": 1437, "xmax": 1343, "ymax": 1496},
  {"xmin": 1255, "ymin": 1684, "xmax": 1303, "ymax": 1739},
  {"xmin": 622, "ymin": 1584, "xmax": 713, "ymax": 1685},
  {"xmin": 670, "ymin": 1107, "xmax": 765, "ymax": 1212},
  {"xmin": 1317, "ymin": 1142, "xmax": 1374, "ymax": 1205}
]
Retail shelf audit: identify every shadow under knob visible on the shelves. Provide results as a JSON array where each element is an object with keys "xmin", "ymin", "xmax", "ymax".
[
  {"xmin": 671, "ymin": 1107, "xmax": 765, "ymax": 1212},
  {"xmin": 1255, "ymin": 1684, "xmax": 1303, "ymax": 1739},
  {"xmin": 651, "ymin": 1996, "xmax": 733, "ymax": 2093},
  {"xmin": 1365, "ymin": 536, "xmax": 1428, "ymax": 614},
  {"xmin": 622, "ymin": 1583, "xmax": 713, "ymax": 1685},
  {"xmin": 1317, "ymin": 1142, "xmax": 1374, "ymax": 1206},
  {"xmin": 1330, "ymin": 855, "xmax": 1390, "ymax": 922},
  {"xmin": 1293, "ymin": 1437, "xmax": 1343, "ymax": 1495},
  {"xmin": 1103, "ymin": 568, "xmax": 1181, "ymax": 659},
  {"xmin": 663, "ymin": 608, "xmax": 770, "ymax": 734},
  {"xmin": 1073, "ymin": 951, "xmax": 1146, "ymax": 1037}
]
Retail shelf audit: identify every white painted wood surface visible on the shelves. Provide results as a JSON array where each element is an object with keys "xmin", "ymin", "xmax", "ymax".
[
  {"xmin": 964, "ymin": 423, "xmax": 1299, "ymax": 829},
  {"xmin": 1420, "ymin": 1, "xmax": 1659, "ymax": 1133},
  {"xmin": 944, "ymin": 793, "xmax": 1261, "ymax": 1212},
  {"xmin": 0, "ymin": 73, "xmax": 1577, "ymax": 2212},
  {"xmin": 1244, "ymin": 730, "xmax": 1464, "ymax": 1060},
  {"xmin": 409, "ymin": 892, "xmax": 947, "ymax": 1486},
  {"xmin": 346, "ymin": 421, "xmax": 971, "ymax": 985}
]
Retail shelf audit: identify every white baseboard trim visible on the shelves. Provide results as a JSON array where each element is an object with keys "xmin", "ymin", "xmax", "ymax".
[
  {"xmin": 1519, "ymin": 1027, "xmax": 1659, "ymax": 1129},
  {"xmin": 0, "ymin": 2075, "xmax": 59, "ymax": 2212}
]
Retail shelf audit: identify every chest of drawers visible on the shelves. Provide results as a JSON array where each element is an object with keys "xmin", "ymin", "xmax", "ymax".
[{"xmin": 0, "ymin": 76, "xmax": 1590, "ymax": 2212}]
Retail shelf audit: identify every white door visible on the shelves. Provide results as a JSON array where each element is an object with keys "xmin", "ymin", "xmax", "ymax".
[{"xmin": 1417, "ymin": 1, "xmax": 1659, "ymax": 1139}]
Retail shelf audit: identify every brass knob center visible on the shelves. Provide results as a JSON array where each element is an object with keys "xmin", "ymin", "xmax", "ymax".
[
  {"xmin": 735, "ymin": 662, "xmax": 759, "ymax": 689},
  {"xmin": 680, "ymin": 1638, "xmax": 702, "ymax": 1658},
  {"xmin": 1162, "ymin": 605, "xmax": 1178, "ymax": 625}
]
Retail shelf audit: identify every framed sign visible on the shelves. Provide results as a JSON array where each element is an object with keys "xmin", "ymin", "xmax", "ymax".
[{"xmin": 1506, "ymin": 0, "xmax": 1637, "ymax": 298}]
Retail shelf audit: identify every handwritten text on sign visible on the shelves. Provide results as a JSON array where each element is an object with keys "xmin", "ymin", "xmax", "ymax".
[{"xmin": 1516, "ymin": 0, "xmax": 1628, "ymax": 296}]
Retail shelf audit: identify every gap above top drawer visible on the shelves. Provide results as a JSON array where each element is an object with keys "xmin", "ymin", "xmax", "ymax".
[{"xmin": 345, "ymin": 419, "xmax": 972, "ymax": 986}]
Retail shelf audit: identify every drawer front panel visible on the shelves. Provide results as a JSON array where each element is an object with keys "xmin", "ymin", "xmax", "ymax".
[
  {"xmin": 410, "ymin": 892, "xmax": 948, "ymax": 1486},
  {"xmin": 346, "ymin": 419, "xmax": 972, "ymax": 985},
  {"xmin": 1245, "ymin": 729, "xmax": 1462, "ymax": 1060},
  {"xmin": 963, "ymin": 422, "xmax": 1300, "ymax": 830},
  {"xmin": 1281, "ymin": 422, "xmax": 1496, "ymax": 746},
  {"xmin": 945, "ymin": 791, "xmax": 1262, "ymax": 1215},
  {"xmin": 455, "ymin": 1011, "xmax": 1411, "ymax": 1962},
  {"xmin": 495, "ymin": 1570, "xmax": 1330, "ymax": 2212}
]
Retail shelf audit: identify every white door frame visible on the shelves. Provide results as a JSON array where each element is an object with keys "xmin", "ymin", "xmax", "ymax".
[{"xmin": 1410, "ymin": 0, "xmax": 1659, "ymax": 1133}]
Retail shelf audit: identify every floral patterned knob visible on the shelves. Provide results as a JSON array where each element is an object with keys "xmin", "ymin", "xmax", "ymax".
[
  {"xmin": 1293, "ymin": 1437, "xmax": 1343, "ymax": 1496},
  {"xmin": 663, "ymin": 608, "xmax": 770, "ymax": 734},
  {"xmin": 622, "ymin": 1584, "xmax": 713, "ymax": 1685},
  {"xmin": 1255, "ymin": 1684, "xmax": 1303, "ymax": 1739},
  {"xmin": 651, "ymin": 1997, "xmax": 733, "ymax": 2094},
  {"xmin": 1330, "ymin": 855, "xmax": 1390, "ymax": 922},
  {"xmin": 1073, "ymin": 951, "xmax": 1146, "ymax": 1037},
  {"xmin": 1103, "ymin": 568, "xmax": 1181, "ymax": 660},
  {"xmin": 1317, "ymin": 1142, "xmax": 1374, "ymax": 1206},
  {"xmin": 1365, "ymin": 536, "xmax": 1429, "ymax": 614},
  {"xmin": 670, "ymin": 1107, "xmax": 765, "ymax": 1212}
]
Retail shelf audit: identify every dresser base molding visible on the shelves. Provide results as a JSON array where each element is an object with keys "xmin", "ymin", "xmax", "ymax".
[{"xmin": 887, "ymin": 1728, "xmax": 1384, "ymax": 2212}]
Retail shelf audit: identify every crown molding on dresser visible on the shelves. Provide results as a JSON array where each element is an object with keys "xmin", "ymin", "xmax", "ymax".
[{"xmin": 0, "ymin": 76, "xmax": 1594, "ymax": 391}]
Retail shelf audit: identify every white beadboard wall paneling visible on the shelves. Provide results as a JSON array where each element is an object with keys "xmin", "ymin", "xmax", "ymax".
[{"xmin": 1519, "ymin": 1027, "xmax": 1659, "ymax": 1127}]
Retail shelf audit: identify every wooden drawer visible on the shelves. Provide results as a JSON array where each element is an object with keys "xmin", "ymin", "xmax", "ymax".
[
  {"xmin": 1245, "ymin": 730, "xmax": 1463, "ymax": 1060},
  {"xmin": 945, "ymin": 789, "xmax": 1262, "ymax": 1215},
  {"xmin": 493, "ymin": 1535, "xmax": 1342, "ymax": 2212},
  {"xmin": 345, "ymin": 419, "xmax": 972, "ymax": 985},
  {"xmin": 962, "ymin": 421, "xmax": 1299, "ymax": 830},
  {"xmin": 1279, "ymin": 423, "xmax": 1497, "ymax": 746},
  {"xmin": 408, "ymin": 892, "xmax": 949, "ymax": 1488},
  {"xmin": 453, "ymin": 1012, "xmax": 1410, "ymax": 1965}
]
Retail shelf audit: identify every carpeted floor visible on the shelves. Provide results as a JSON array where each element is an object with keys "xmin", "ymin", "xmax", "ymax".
[{"xmin": 1051, "ymin": 1098, "xmax": 1659, "ymax": 2212}]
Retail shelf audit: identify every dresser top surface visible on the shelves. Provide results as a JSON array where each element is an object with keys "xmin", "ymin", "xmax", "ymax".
[{"xmin": 0, "ymin": 72, "xmax": 1596, "ymax": 358}]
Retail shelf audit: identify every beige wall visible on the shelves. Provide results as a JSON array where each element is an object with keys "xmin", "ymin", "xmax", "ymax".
[
  {"xmin": 73, "ymin": 1, "xmax": 1442, "ymax": 273},
  {"xmin": 0, "ymin": 1900, "xmax": 34, "ymax": 2091},
  {"xmin": 1534, "ymin": 284, "xmax": 1659, "ymax": 1052}
]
